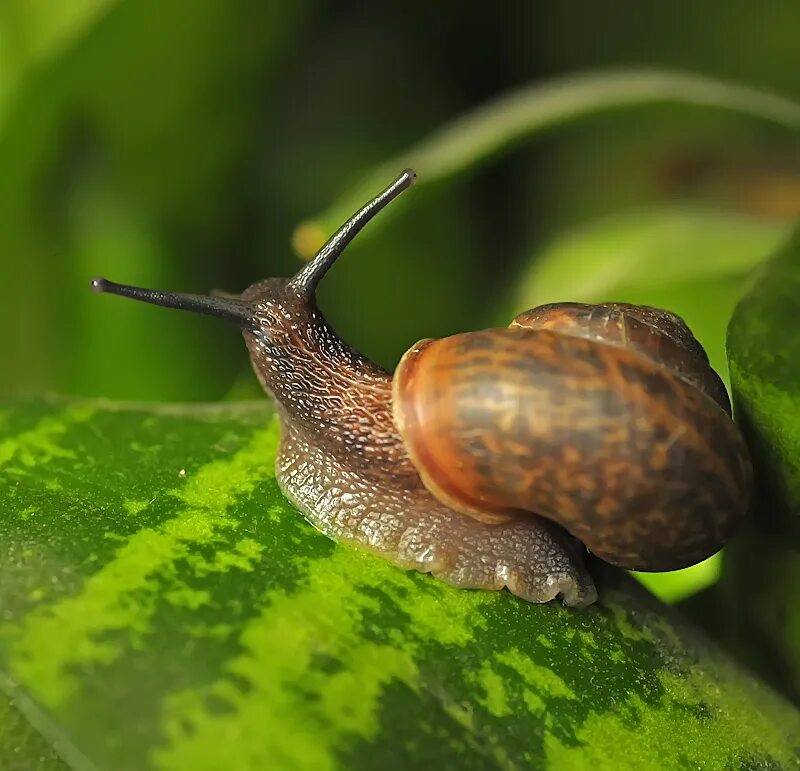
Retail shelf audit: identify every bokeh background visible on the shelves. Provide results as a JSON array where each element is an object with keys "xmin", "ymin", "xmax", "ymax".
[{"xmin": 2, "ymin": 1, "xmax": 799, "ymax": 599}]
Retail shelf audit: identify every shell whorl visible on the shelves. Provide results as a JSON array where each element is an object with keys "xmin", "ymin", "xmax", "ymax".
[{"xmin": 392, "ymin": 306, "xmax": 752, "ymax": 571}]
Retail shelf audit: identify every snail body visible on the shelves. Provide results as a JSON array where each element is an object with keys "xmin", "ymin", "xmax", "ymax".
[{"xmin": 91, "ymin": 169, "xmax": 752, "ymax": 607}]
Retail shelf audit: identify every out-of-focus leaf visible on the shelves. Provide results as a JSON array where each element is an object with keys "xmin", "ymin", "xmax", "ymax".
[
  {"xmin": 0, "ymin": 0, "xmax": 310, "ymax": 402},
  {"xmin": 296, "ymin": 69, "xmax": 800, "ymax": 256},
  {"xmin": 510, "ymin": 206, "xmax": 791, "ymax": 603},
  {"xmin": 2, "ymin": 398, "xmax": 800, "ymax": 770},
  {"xmin": 513, "ymin": 206, "xmax": 791, "ymax": 383},
  {"xmin": 0, "ymin": 0, "xmax": 118, "ymax": 124}
]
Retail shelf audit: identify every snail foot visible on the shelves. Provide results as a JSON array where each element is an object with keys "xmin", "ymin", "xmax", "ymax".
[
  {"xmin": 428, "ymin": 514, "xmax": 598, "ymax": 608},
  {"xmin": 276, "ymin": 432, "xmax": 597, "ymax": 608}
]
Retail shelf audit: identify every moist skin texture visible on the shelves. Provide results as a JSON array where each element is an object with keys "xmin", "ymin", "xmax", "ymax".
[{"xmin": 241, "ymin": 279, "xmax": 597, "ymax": 607}]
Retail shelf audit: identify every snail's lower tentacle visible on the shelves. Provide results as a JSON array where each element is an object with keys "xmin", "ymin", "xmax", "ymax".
[{"xmin": 276, "ymin": 425, "xmax": 597, "ymax": 607}]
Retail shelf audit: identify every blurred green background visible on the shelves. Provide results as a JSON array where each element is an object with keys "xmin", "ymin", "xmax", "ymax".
[{"xmin": 2, "ymin": 1, "xmax": 800, "ymax": 600}]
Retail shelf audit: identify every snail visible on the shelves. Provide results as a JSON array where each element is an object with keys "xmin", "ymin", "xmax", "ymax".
[{"xmin": 91, "ymin": 169, "xmax": 753, "ymax": 607}]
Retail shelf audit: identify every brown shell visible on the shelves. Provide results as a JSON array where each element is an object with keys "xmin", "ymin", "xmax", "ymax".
[
  {"xmin": 510, "ymin": 302, "xmax": 732, "ymax": 412},
  {"xmin": 392, "ymin": 325, "xmax": 753, "ymax": 571}
]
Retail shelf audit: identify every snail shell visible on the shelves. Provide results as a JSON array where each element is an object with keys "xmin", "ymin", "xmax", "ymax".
[{"xmin": 392, "ymin": 302, "xmax": 752, "ymax": 571}]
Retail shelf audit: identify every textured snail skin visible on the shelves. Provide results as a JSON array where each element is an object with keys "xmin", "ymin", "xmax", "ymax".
[
  {"xmin": 239, "ymin": 279, "xmax": 597, "ymax": 606},
  {"xmin": 393, "ymin": 303, "xmax": 753, "ymax": 571}
]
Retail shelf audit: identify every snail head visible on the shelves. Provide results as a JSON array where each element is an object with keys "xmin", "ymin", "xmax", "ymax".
[{"xmin": 90, "ymin": 169, "xmax": 416, "ymax": 403}]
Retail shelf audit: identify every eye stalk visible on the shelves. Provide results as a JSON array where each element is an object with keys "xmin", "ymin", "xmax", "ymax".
[
  {"xmin": 90, "ymin": 168, "xmax": 416, "ymax": 319},
  {"xmin": 288, "ymin": 168, "xmax": 416, "ymax": 298},
  {"xmin": 90, "ymin": 277, "xmax": 257, "ymax": 329}
]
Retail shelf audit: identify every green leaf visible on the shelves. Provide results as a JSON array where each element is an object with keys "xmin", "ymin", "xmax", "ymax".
[
  {"xmin": 2, "ymin": 398, "xmax": 800, "ymax": 770},
  {"xmin": 295, "ymin": 69, "xmax": 800, "ymax": 256},
  {"xmin": 514, "ymin": 206, "xmax": 791, "ymax": 386},
  {"xmin": 718, "ymin": 227, "xmax": 800, "ymax": 701},
  {"xmin": 0, "ymin": 690, "xmax": 70, "ymax": 770},
  {"xmin": 0, "ymin": 0, "xmax": 309, "ymax": 401},
  {"xmin": 512, "ymin": 206, "xmax": 791, "ymax": 602},
  {"xmin": 0, "ymin": 0, "xmax": 119, "ymax": 125},
  {"xmin": 728, "ymin": 227, "xmax": 800, "ymax": 531}
]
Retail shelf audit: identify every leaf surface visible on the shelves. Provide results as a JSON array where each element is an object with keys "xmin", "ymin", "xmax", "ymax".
[
  {"xmin": 1, "ymin": 398, "xmax": 800, "ymax": 770},
  {"xmin": 728, "ymin": 227, "xmax": 800, "ymax": 530},
  {"xmin": 0, "ymin": 690, "xmax": 69, "ymax": 771},
  {"xmin": 720, "ymin": 227, "xmax": 800, "ymax": 702}
]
